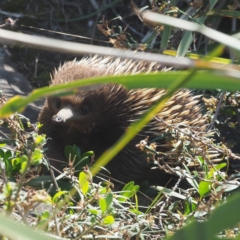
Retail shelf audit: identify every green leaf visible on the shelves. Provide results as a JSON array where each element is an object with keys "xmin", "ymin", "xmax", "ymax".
[
  {"xmin": 118, "ymin": 181, "xmax": 139, "ymax": 202},
  {"xmin": 64, "ymin": 145, "xmax": 80, "ymax": 162},
  {"xmin": 207, "ymin": 163, "xmax": 227, "ymax": 179},
  {"xmin": 197, "ymin": 156, "xmax": 204, "ymax": 165},
  {"xmin": 72, "ymin": 144, "xmax": 81, "ymax": 156},
  {"xmin": 118, "ymin": 182, "xmax": 133, "ymax": 201},
  {"xmin": 3, "ymin": 159, "xmax": 11, "ymax": 175},
  {"xmin": 214, "ymin": 163, "xmax": 227, "ymax": 170},
  {"xmin": 184, "ymin": 197, "xmax": 197, "ymax": 215},
  {"xmin": 207, "ymin": 9, "xmax": 240, "ymax": 19},
  {"xmin": 209, "ymin": 0, "xmax": 218, "ymax": 10},
  {"xmin": 142, "ymin": 31, "xmax": 157, "ymax": 45},
  {"xmin": 102, "ymin": 215, "xmax": 114, "ymax": 225},
  {"xmin": 25, "ymin": 176, "xmax": 54, "ymax": 188},
  {"xmin": 177, "ymin": 31, "xmax": 193, "ymax": 57},
  {"xmin": 183, "ymin": 163, "xmax": 199, "ymax": 191},
  {"xmin": 34, "ymin": 134, "xmax": 46, "ymax": 146},
  {"xmin": 81, "ymin": 151, "xmax": 94, "ymax": 158},
  {"xmin": 12, "ymin": 158, "xmax": 21, "ymax": 167},
  {"xmin": 3, "ymin": 183, "xmax": 13, "ymax": 198},
  {"xmin": 161, "ymin": 25, "xmax": 171, "ymax": 50},
  {"xmin": 88, "ymin": 209, "xmax": 100, "ymax": 215},
  {"xmin": 79, "ymin": 172, "xmax": 89, "ymax": 196},
  {"xmin": 74, "ymin": 151, "xmax": 92, "ymax": 169},
  {"xmin": 52, "ymin": 191, "xmax": 67, "ymax": 204},
  {"xmin": 99, "ymin": 198, "xmax": 107, "ymax": 213},
  {"xmin": 105, "ymin": 193, "xmax": 113, "ymax": 210},
  {"xmin": 74, "ymin": 156, "xmax": 90, "ymax": 169},
  {"xmin": 0, "ymin": 149, "xmax": 13, "ymax": 161},
  {"xmin": 20, "ymin": 160, "xmax": 27, "ymax": 174},
  {"xmin": 198, "ymin": 181, "xmax": 211, "ymax": 198},
  {"xmin": 40, "ymin": 211, "xmax": 50, "ymax": 220},
  {"xmin": 31, "ymin": 148, "xmax": 43, "ymax": 165},
  {"xmin": 0, "ymin": 149, "xmax": 14, "ymax": 175},
  {"xmin": 122, "ymin": 181, "xmax": 134, "ymax": 191}
]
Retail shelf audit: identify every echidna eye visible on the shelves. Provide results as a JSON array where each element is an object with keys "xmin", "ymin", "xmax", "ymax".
[
  {"xmin": 55, "ymin": 98, "xmax": 61, "ymax": 109},
  {"xmin": 79, "ymin": 105, "xmax": 90, "ymax": 115}
]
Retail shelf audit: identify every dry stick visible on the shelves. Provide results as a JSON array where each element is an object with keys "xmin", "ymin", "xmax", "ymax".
[
  {"xmin": 43, "ymin": 154, "xmax": 60, "ymax": 191},
  {"xmin": 90, "ymin": 0, "xmax": 104, "ymax": 47},
  {"xmin": 157, "ymin": 177, "xmax": 183, "ymax": 230},
  {"xmin": 34, "ymin": 54, "xmax": 39, "ymax": 79},
  {"xmin": 236, "ymin": 108, "xmax": 240, "ymax": 130},
  {"xmin": 21, "ymin": 24, "xmax": 109, "ymax": 44},
  {"xmin": 208, "ymin": 93, "xmax": 228, "ymax": 131},
  {"xmin": 15, "ymin": 203, "xmax": 28, "ymax": 225},
  {"xmin": 0, "ymin": 28, "xmax": 193, "ymax": 68}
]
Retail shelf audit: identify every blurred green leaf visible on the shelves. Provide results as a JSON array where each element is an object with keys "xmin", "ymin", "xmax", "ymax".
[
  {"xmin": 209, "ymin": 0, "xmax": 218, "ymax": 9},
  {"xmin": 167, "ymin": 191, "xmax": 240, "ymax": 240},
  {"xmin": 207, "ymin": 9, "xmax": 240, "ymax": 19},
  {"xmin": 31, "ymin": 148, "xmax": 43, "ymax": 165},
  {"xmin": 52, "ymin": 191, "xmax": 67, "ymax": 204},
  {"xmin": 25, "ymin": 176, "xmax": 54, "ymax": 188},
  {"xmin": 102, "ymin": 215, "xmax": 114, "ymax": 225},
  {"xmin": 34, "ymin": 134, "xmax": 46, "ymax": 146},
  {"xmin": 88, "ymin": 209, "xmax": 100, "ymax": 215},
  {"xmin": 0, "ymin": 214, "xmax": 55, "ymax": 240},
  {"xmin": 2, "ymin": 70, "xmax": 240, "ymax": 118},
  {"xmin": 20, "ymin": 158, "xmax": 28, "ymax": 174},
  {"xmin": 164, "ymin": 49, "xmax": 230, "ymax": 64},
  {"xmin": 79, "ymin": 172, "xmax": 89, "ymax": 196}
]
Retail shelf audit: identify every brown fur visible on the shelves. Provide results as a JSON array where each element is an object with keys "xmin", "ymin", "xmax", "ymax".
[{"xmin": 39, "ymin": 56, "xmax": 207, "ymax": 186}]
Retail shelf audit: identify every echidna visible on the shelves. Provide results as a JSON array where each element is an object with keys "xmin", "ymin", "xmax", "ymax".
[{"xmin": 38, "ymin": 56, "xmax": 208, "ymax": 187}]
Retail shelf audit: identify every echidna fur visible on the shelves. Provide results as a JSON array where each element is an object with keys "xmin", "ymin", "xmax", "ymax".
[{"xmin": 38, "ymin": 56, "xmax": 207, "ymax": 187}]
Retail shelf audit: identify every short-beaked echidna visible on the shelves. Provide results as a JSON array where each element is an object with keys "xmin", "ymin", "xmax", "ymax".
[{"xmin": 38, "ymin": 56, "xmax": 208, "ymax": 187}]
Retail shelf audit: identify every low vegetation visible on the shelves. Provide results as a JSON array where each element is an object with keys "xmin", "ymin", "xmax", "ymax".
[{"xmin": 1, "ymin": 1, "xmax": 240, "ymax": 239}]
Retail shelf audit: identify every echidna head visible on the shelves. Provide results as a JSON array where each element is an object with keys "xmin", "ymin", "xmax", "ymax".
[
  {"xmin": 48, "ymin": 95, "xmax": 99, "ymax": 135},
  {"xmin": 45, "ymin": 84, "xmax": 130, "ymax": 136}
]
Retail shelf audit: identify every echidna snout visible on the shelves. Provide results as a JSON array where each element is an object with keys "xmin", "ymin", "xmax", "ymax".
[{"xmin": 52, "ymin": 107, "xmax": 75, "ymax": 124}]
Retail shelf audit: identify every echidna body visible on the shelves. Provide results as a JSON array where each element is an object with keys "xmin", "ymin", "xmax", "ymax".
[{"xmin": 39, "ymin": 56, "xmax": 207, "ymax": 186}]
